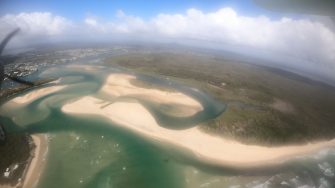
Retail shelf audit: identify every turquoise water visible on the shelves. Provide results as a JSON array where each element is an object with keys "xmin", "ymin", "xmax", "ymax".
[{"xmin": 1, "ymin": 60, "xmax": 335, "ymax": 188}]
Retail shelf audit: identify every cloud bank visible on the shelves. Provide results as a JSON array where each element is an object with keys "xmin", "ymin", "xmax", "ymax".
[
  {"xmin": 0, "ymin": 12, "xmax": 71, "ymax": 41},
  {"xmin": 1, "ymin": 8, "xmax": 335, "ymax": 83}
]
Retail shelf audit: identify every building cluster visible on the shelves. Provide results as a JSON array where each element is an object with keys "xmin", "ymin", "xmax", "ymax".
[{"xmin": 3, "ymin": 48, "xmax": 122, "ymax": 81}]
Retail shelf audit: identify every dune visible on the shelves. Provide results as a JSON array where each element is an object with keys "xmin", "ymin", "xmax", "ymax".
[{"xmin": 62, "ymin": 96, "xmax": 335, "ymax": 167}]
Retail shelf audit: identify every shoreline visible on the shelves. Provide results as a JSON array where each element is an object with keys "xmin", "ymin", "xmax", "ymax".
[
  {"xmin": 3, "ymin": 72, "xmax": 335, "ymax": 171},
  {"xmin": 62, "ymin": 97, "xmax": 335, "ymax": 168},
  {"xmin": 61, "ymin": 73, "xmax": 335, "ymax": 168},
  {"xmin": 1, "ymin": 85, "xmax": 61, "ymax": 188},
  {"xmin": 21, "ymin": 134, "xmax": 48, "ymax": 188},
  {"xmin": 100, "ymin": 74, "xmax": 203, "ymax": 117},
  {"xmin": 11, "ymin": 86, "xmax": 66, "ymax": 105},
  {"xmin": 0, "ymin": 85, "xmax": 66, "ymax": 127}
]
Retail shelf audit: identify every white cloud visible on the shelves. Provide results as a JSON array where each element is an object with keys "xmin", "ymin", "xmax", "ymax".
[
  {"xmin": 153, "ymin": 8, "xmax": 335, "ymax": 68},
  {"xmin": 0, "ymin": 12, "xmax": 71, "ymax": 36},
  {"xmin": 1, "ymin": 8, "xmax": 335, "ymax": 82},
  {"xmin": 83, "ymin": 8, "xmax": 335, "ymax": 79},
  {"xmin": 0, "ymin": 12, "xmax": 72, "ymax": 47},
  {"xmin": 84, "ymin": 18, "xmax": 98, "ymax": 27}
]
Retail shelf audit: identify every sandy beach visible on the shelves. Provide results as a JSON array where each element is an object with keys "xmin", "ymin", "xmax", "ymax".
[
  {"xmin": 21, "ymin": 134, "xmax": 48, "ymax": 188},
  {"xmin": 62, "ymin": 96, "xmax": 335, "ymax": 167},
  {"xmin": 61, "ymin": 73, "xmax": 335, "ymax": 168},
  {"xmin": 6, "ymin": 86, "xmax": 54, "ymax": 188},
  {"xmin": 0, "ymin": 86, "xmax": 53, "ymax": 188},
  {"xmin": 3, "ymin": 72, "xmax": 334, "ymax": 170},
  {"xmin": 3, "ymin": 134, "xmax": 49, "ymax": 188}
]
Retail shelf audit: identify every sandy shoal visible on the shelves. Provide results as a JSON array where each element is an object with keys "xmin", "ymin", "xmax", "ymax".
[
  {"xmin": 0, "ymin": 85, "xmax": 59, "ymax": 187},
  {"xmin": 10, "ymin": 85, "xmax": 66, "ymax": 104},
  {"xmin": 62, "ymin": 96, "xmax": 335, "ymax": 167},
  {"xmin": 100, "ymin": 74, "xmax": 203, "ymax": 116},
  {"xmin": 22, "ymin": 134, "xmax": 48, "ymax": 188},
  {"xmin": 0, "ymin": 85, "xmax": 67, "ymax": 127}
]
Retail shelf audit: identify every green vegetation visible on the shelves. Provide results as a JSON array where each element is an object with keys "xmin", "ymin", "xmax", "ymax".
[
  {"xmin": 130, "ymin": 79, "xmax": 177, "ymax": 93},
  {"xmin": 106, "ymin": 52, "xmax": 335, "ymax": 146},
  {"xmin": 0, "ymin": 133, "xmax": 33, "ymax": 186},
  {"xmin": 0, "ymin": 77, "xmax": 57, "ymax": 186}
]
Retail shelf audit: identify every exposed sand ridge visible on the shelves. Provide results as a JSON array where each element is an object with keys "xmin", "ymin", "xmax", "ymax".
[{"xmin": 62, "ymin": 73, "xmax": 335, "ymax": 167}]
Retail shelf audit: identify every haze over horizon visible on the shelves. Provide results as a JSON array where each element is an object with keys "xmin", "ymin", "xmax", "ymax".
[
  {"xmin": 2, "ymin": 2, "xmax": 335, "ymax": 188},
  {"xmin": 1, "ymin": 0, "xmax": 335, "ymax": 83}
]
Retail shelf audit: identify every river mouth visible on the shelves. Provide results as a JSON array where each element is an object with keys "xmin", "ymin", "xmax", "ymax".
[{"xmin": 1, "ymin": 60, "xmax": 335, "ymax": 188}]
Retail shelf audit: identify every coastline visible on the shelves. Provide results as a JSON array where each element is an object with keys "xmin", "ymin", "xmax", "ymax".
[
  {"xmin": 2, "ymin": 134, "xmax": 48, "ymax": 188},
  {"xmin": 21, "ymin": 134, "xmax": 48, "ymax": 188},
  {"xmin": 0, "ymin": 85, "xmax": 54, "ymax": 188},
  {"xmin": 4, "ymin": 72, "xmax": 335, "ymax": 171},
  {"xmin": 62, "ymin": 97, "xmax": 335, "ymax": 168},
  {"xmin": 61, "ymin": 73, "xmax": 335, "ymax": 168},
  {"xmin": 0, "ymin": 85, "xmax": 66, "ymax": 127},
  {"xmin": 100, "ymin": 74, "xmax": 203, "ymax": 117},
  {"xmin": 11, "ymin": 86, "xmax": 66, "ymax": 105}
]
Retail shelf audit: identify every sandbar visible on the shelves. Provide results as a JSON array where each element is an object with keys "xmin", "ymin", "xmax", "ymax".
[
  {"xmin": 10, "ymin": 85, "xmax": 66, "ymax": 104},
  {"xmin": 62, "ymin": 94, "xmax": 335, "ymax": 167},
  {"xmin": 100, "ymin": 74, "xmax": 203, "ymax": 116}
]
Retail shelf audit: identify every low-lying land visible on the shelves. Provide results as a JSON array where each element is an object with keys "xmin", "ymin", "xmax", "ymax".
[
  {"xmin": 106, "ymin": 52, "xmax": 335, "ymax": 145},
  {"xmin": 62, "ymin": 72, "xmax": 335, "ymax": 167}
]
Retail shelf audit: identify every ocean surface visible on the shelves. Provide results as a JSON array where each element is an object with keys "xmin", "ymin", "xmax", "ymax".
[{"xmin": 1, "ymin": 57, "xmax": 335, "ymax": 188}]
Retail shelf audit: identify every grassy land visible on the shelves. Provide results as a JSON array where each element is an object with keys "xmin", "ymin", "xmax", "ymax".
[{"xmin": 106, "ymin": 52, "xmax": 335, "ymax": 146}]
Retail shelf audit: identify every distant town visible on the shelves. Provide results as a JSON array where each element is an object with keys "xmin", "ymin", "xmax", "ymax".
[{"xmin": 2, "ymin": 47, "xmax": 131, "ymax": 89}]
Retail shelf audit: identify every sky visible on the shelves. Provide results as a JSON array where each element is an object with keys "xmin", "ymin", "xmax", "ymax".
[
  {"xmin": 0, "ymin": 0, "xmax": 335, "ymax": 83},
  {"xmin": 0, "ymin": 0, "xmax": 285, "ymax": 20}
]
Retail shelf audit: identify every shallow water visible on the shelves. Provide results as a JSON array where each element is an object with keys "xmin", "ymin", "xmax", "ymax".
[{"xmin": 1, "ymin": 59, "xmax": 335, "ymax": 188}]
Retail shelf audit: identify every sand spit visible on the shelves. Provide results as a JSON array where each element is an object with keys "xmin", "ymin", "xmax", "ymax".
[
  {"xmin": 11, "ymin": 86, "xmax": 66, "ymax": 105},
  {"xmin": 100, "ymin": 74, "xmax": 203, "ymax": 116},
  {"xmin": 62, "ymin": 74, "xmax": 335, "ymax": 167},
  {"xmin": 5, "ymin": 72, "xmax": 334, "ymax": 170},
  {"xmin": 0, "ymin": 85, "xmax": 67, "ymax": 126},
  {"xmin": 62, "ymin": 94, "xmax": 335, "ymax": 168}
]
